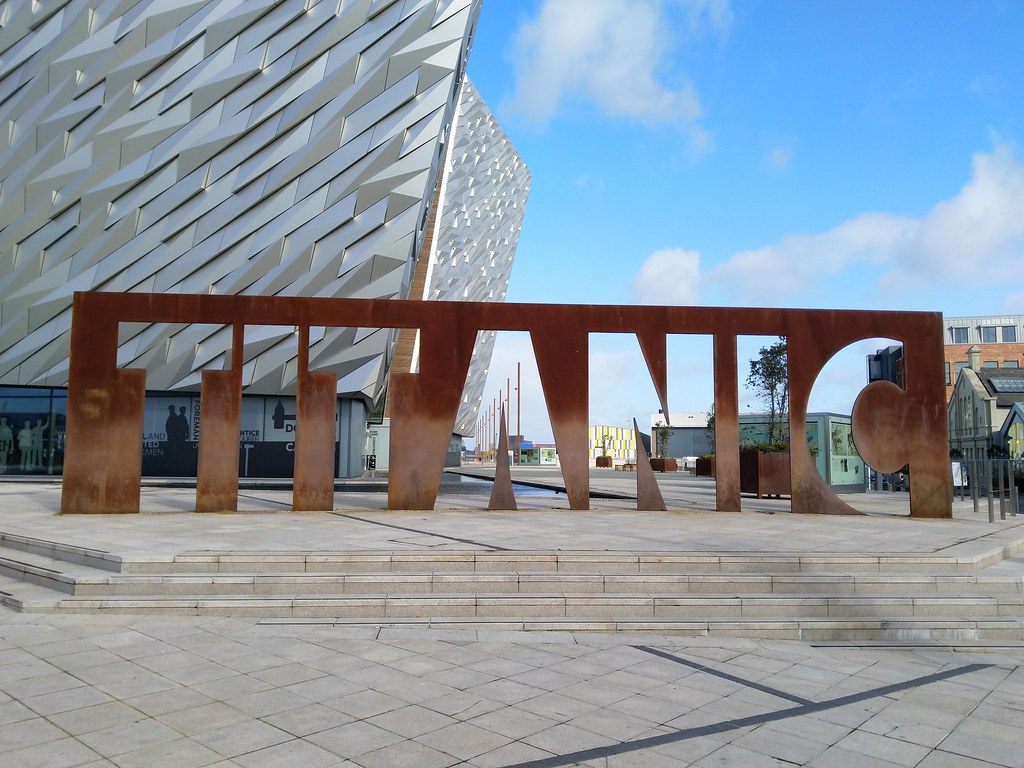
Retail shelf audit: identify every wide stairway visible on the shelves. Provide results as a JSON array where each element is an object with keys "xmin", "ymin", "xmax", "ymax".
[{"xmin": 2, "ymin": 531, "xmax": 1022, "ymax": 642}]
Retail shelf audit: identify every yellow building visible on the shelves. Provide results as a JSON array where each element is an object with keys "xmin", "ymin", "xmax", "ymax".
[{"xmin": 588, "ymin": 425, "xmax": 637, "ymax": 461}]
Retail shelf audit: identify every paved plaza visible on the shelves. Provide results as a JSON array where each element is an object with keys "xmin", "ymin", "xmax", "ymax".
[{"xmin": 1, "ymin": 470, "xmax": 1023, "ymax": 767}]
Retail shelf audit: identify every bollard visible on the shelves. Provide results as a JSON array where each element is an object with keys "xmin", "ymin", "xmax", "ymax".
[
  {"xmin": 997, "ymin": 460, "xmax": 1007, "ymax": 520},
  {"xmin": 986, "ymin": 461, "xmax": 995, "ymax": 523},
  {"xmin": 971, "ymin": 460, "xmax": 980, "ymax": 516}
]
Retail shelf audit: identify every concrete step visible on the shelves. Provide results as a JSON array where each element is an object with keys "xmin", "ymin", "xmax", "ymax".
[
  {"xmin": 0, "ymin": 532, "xmax": 121, "ymax": 571},
  {"xmin": 54, "ymin": 571, "xmax": 1024, "ymax": 597},
  {"xmin": 10, "ymin": 591, "xmax": 1020, "ymax": 622},
  {"xmin": 262, "ymin": 616, "xmax": 1024, "ymax": 643},
  {"xmin": 123, "ymin": 549, "xmax": 1013, "ymax": 575}
]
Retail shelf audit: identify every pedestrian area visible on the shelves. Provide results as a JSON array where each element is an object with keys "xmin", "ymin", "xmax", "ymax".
[{"xmin": 1, "ymin": 472, "xmax": 1023, "ymax": 767}]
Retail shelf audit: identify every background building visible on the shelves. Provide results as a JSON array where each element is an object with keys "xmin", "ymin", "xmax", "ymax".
[
  {"xmin": 941, "ymin": 315, "xmax": 1024, "ymax": 401},
  {"xmin": 0, "ymin": 0, "xmax": 529, "ymax": 477},
  {"xmin": 948, "ymin": 347, "xmax": 1024, "ymax": 461},
  {"xmin": 587, "ymin": 425, "xmax": 637, "ymax": 463}
]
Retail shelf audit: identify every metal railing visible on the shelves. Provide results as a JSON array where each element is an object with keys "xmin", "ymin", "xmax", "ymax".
[{"xmin": 953, "ymin": 459, "xmax": 1021, "ymax": 522}]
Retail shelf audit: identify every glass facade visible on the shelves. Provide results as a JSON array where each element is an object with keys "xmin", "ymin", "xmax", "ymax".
[
  {"xmin": 0, "ymin": 387, "xmax": 66, "ymax": 475},
  {"xmin": 1, "ymin": 385, "xmax": 367, "ymax": 478}
]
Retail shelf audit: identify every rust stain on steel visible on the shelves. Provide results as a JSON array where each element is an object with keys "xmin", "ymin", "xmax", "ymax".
[
  {"xmin": 713, "ymin": 331, "xmax": 741, "ymax": 513},
  {"xmin": 489, "ymin": 403, "xmax": 517, "ymax": 510},
  {"xmin": 195, "ymin": 324, "xmax": 243, "ymax": 513},
  {"xmin": 531, "ymin": 321, "xmax": 590, "ymax": 510},
  {"xmin": 61, "ymin": 292, "xmax": 953, "ymax": 519},
  {"xmin": 293, "ymin": 323, "xmax": 338, "ymax": 511},
  {"xmin": 634, "ymin": 418, "xmax": 666, "ymax": 512},
  {"xmin": 636, "ymin": 331, "xmax": 670, "ymax": 420},
  {"xmin": 388, "ymin": 305, "xmax": 478, "ymax": 509}
]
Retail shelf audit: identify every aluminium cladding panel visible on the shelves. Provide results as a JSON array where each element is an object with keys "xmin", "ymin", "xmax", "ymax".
[
  {"xmin": 0, "ymin": 0, "xmax": 481, "ymax": 401},
  {"xmin": 431, "ymin": 79, "xmax": 532, "ymax": 436}
]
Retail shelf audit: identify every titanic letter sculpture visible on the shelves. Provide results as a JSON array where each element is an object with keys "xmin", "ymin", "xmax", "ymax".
[{"xmin": 60, "ymin": 292, "xmax": 952, "ymax": 518}]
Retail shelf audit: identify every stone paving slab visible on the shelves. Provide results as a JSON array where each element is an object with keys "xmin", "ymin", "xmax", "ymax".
[
  {"xmin": 1, "ymin": 477, "xmax": 1022, "ymax": 566},
  {"xmin": 1, "ymin": 612, "xmax": 1022, "ymax": 768},
  {"xmin": 1, "ymin": 475, "xmax": 1024, "ymax": 766}
]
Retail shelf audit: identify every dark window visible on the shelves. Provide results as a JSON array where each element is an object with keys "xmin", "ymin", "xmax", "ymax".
[
  {"xmin": 1003, "ymin": 326, "xmax": 1018, "ymax": 343},
  {"xmin": 980, "ymin": 326, "xmax": 997, "ymax": 343},
  {"xmin": 951, "ymin": 327, "xmax": 969, "ymax": 344},
  {"xmin": 944, "ymin": 362, "xmax": 951, "ymax": 384}
]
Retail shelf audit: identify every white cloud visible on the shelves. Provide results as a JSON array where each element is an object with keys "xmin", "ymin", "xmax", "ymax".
[
  {"xmin": 630, "ymin": 247, "xmax": 702, "ymax": 304},
  {"xmin": 702, "ymin": 143, "xmax": 1024, "ymax": 306},
  {"xmin": 504, "ymin": 0, "xmax": 729, "ymax": 135}
]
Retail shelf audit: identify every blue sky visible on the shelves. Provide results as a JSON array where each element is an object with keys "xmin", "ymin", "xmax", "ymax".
[{"xmin": 464, "ymin": 0, "xmax": 1024, "ymax": 444}]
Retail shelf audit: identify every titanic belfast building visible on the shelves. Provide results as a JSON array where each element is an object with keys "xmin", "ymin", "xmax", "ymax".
[{"xmin": 0, "ymin": 0, "xmax": 530, "ymax": 478}]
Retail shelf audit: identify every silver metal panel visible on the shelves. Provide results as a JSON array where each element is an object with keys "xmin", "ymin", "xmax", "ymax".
[
  {"xmin": 432, "ymin": 80, "xmax": 532, "ymax": 436},
  {"xmin": 0, "ymin": 0, "xmax": 487, "ymax": 405}
]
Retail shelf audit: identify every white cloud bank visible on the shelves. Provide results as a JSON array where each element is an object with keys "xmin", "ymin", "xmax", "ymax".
[
  {"xmin": 504, "ymin": 0, "xmax": 730, "ymax": 150},
  {"xmin": 630, "ymin": 143, "xmax": 1024, "ymax": 307},
  {"xmin": 631, "ymin": 248, "xmax": 702, "ymax": 304}
]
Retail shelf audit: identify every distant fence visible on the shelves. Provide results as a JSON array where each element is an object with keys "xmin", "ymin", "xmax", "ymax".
[{"xmin": 952, "ymin": 459, "xmax": 1022, "ymax": 521}]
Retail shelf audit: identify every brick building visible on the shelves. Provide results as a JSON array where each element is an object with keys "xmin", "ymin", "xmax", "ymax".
[{"xmin": 942, "ymin": 315, "xmax": 1024, "ymax": 401}]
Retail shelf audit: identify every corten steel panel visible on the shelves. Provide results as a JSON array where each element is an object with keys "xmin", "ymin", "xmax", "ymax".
[
  {"xmin": 714, "ymin": 332, "xmax": 741, "ymax": 513},
  {"xmin": 531, "ymin": 323, "xmax": 590, "ymax": 510},
  {"xmin": 293, "ymin": 370, "xmax": 339, "ymax": 512},
  {"xmin": 489, "ymin": 404, "xmax": 517, "ymax": 510},
  {"xmin": 634, "ymin": 418, "xmax": 667, "ymax": 512},
  {"xmin": 60, "ymin": 368, "xmax": 146, "ymax": 514},
  {"xmin": 851, "ymin": 317, "xmax": 951, "ymax": 517},
  {"xmin": 195, "ymin": 369, "xmax": 242, "ymax": 513},
  {"xmin": 637, "ymin": 331, "xmax": 670, "ymax": 419},
  {"xmin": 740, "ymin": 451, "xmax": 791, "ymax": 498},
  {"xmin": 388, "ymin": 307, "xmax": 478, "ymax": 509},
  {"xmin": 61, "ymin": 292, "xmax": 953, "ymax": 518},
  {"xmin": 61, "ymin": 301, "xmax": 145, "ymax": 514}
]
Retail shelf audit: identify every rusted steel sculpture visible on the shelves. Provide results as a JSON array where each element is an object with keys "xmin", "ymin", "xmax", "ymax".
[
  {"xmin": 61, "ymin": 292, "xmax": 952, "ymax": 518},
  {"xmin": 488, "ymin": 404, "xmax": 517, "ymax": 511},
  {"xmin": 634, "ymin": 418, "xmax": 667, "ymax": 512}
]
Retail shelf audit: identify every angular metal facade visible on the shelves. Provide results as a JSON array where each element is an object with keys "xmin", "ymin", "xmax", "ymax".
[
  {"xmin": 430, "ymin": 79, "xmax": 531, "ymax": 435},
  {"xmin": 0, "ymin": 0, "xmax": 527, "ymax": 419}
]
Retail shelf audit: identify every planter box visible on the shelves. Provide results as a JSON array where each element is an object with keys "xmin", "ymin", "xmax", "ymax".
[
  {"xmin": 695, "ymin": 457, "xmax": 716, "ymax": 477},
  {"xmin": 740, "ymin": 450, "xmax": 790, "ymax": 498},
  {"xmin": 595, "ymin": 456, "xmax": 613, "ymax": 468},
  {"xmin": 649, "ymin": 458, "xmax": 678, "ymax": 473}
]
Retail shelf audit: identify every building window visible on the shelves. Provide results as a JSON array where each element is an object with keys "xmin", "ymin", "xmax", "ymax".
[
  {"xmin": 1003, "ymin": 326, "xmax": 1018, "ymax": 342},
  {"xmin": 1005, "ymin": 361, "xmax": 1020, "ymax": 368},
  {"xmin": 950, "ymin": 327, "xmax": 969, "ymax": 344},
  {"xmin": 980, "ymin": 326, "xmax": 997, "ymax": 343},
  {"xmin": 944, "ymin": 362, "xmax": 950, "ymax": 384},
  {"xmin": 983, "ymin": 361, "xmax": 999, "ymax": 368},
  {"xmin": 954, "ymin": 361, "xmax": 968, "ymax": 378}
]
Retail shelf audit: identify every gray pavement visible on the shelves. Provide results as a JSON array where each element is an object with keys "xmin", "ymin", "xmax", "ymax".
[{"xmin": 1, "ymin": 470, "xmax": 1023, "ymax": 767}]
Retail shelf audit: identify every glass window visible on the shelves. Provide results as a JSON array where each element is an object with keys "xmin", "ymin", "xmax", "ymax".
[
  {"xmin": 951, "ymin": 327, "xmax": 969, "ymax": 344},
  {"xmin": 980, "ymin": 326, "xmax": 997, "ymax": 343},
  {"xmin": 0, "ymin": 386, "xmax": 64, "ymax": 476},
  {"xmin": 954, "ymin": 361, "xmax": 968, "ymax": 378},
  {"xmin": 1005, "ymin": 361, "xmax": 1020, "ymax": 368},
  {"xmin": 983, "ymin": 361, "xmax": 999, "ymax": 368},
  {"xmin": 1003, "ymin": 326, "xmax": 1018, "ymax": 343},
  {"xmin": 944, "ymin": 362, "xmax": 950, "ymax": 384}
]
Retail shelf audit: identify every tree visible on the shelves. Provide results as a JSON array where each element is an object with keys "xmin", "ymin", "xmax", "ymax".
[
  {"xmin": 747, "ymin": 337, "xmax": 789, "ymax": 447},
  {"xmin": 704, "ymin": 404, "xmax": 716, "ymax": 455}
]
